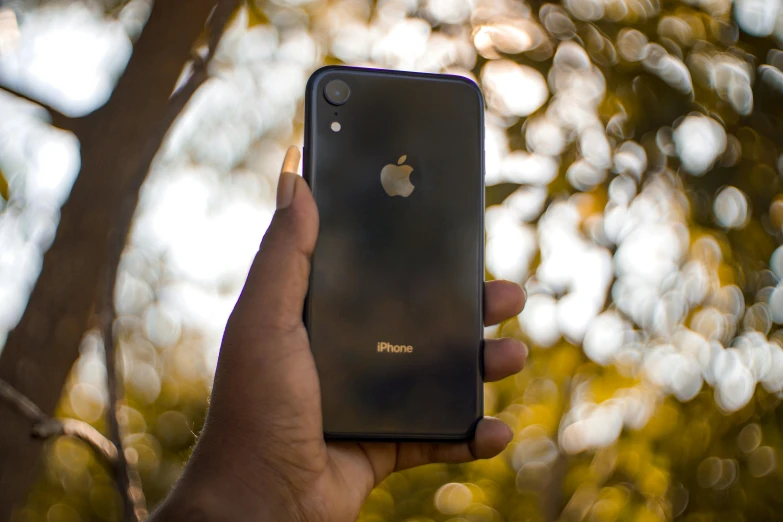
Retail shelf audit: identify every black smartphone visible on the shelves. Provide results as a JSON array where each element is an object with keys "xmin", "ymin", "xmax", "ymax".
[{"xmin": 303, "ymin": 66, "xmax": 485, "ymax": 441}]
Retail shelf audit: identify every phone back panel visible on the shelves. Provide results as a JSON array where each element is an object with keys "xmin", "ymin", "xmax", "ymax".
[{"xmin": 304, "ymin": 66, "xmax": 484, "ymax": 441}]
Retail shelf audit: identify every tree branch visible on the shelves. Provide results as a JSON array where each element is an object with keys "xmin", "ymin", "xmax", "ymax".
[
  {"xmin": 0, "ymin": 84, "xmax": 76, "ymax": 132},
  {"xmin": 169, "ymin": 0, "xmax": 236, "ymax": 109},
  {"xmin": 32, "ymin": 418, "xmax": 119, "ymax": 464},
  {"xmin": 99, "ymin": 2, "xmax": 238, "ymax": 521},
  {"xmin": 0, "ymin": 0, "xmax": 238, "ymax": 519},
  {"xmin": 0, "ymin": 376, "xmax": 46, "ymax": 422},
  {"xmin": 0, "ymin": 378, "xmax": 118, "ymax": 465},
  {"xmin": 102, "ymin": 261, "xmax": 145, "ymax": 522}
]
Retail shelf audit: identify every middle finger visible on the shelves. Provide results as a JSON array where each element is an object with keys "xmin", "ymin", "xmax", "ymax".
[{"xmin": 483, "ymin": 337, "xmax": 527, "ymax": 382}]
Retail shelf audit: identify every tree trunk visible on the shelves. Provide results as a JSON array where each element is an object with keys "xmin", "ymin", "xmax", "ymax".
[{"xmin": 0, "ymin": 0, "xmax": 221, "ymax": 518}]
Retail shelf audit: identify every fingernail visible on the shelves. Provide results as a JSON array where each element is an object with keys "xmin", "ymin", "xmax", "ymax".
[
  {"xmin": 503, "ymin": 424, "xmax": 514, "ymax": 444},
  {"xmin": 277, "ymin": 172, "xmax": 297, "ymax": 209},
  {"xmin": 277, "ymin": 146, "xmax": 301, "ymax": 209},
  {"xmin": 282, "ymin": 145, "xmax": 301, "ymax": 175}
]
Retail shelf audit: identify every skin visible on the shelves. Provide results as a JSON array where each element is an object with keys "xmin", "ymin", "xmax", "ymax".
[{"xmin": 150, "ymin": 147, "xmax": 528, "ymax": 522}]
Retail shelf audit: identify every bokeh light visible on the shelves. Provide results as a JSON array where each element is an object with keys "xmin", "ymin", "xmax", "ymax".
[{"xmin": 2, "ymin": 0, "xmax": 783, "ymax": 520}]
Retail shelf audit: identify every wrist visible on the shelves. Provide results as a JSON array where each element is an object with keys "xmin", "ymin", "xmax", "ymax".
[
  {"xmin": 151, "ymin": 444, "xmax": 307, "ymax": 522},
  {"xmin": 152, "ymin": 473, "xmax": 305, "ymax": 522}
]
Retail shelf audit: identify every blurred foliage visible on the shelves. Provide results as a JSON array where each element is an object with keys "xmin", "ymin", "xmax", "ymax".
[{"xmin": 6, "ymin": 0, "xmax": 783, "ymax": 521}]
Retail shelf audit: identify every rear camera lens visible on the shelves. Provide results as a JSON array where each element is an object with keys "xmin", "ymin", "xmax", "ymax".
[{"xmin": 324, "ymin": 79, "xmax": 350, "ymax": 106}]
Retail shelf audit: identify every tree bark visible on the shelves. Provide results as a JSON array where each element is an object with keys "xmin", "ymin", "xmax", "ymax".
[{"xmin": 0, "ymin": 0, "xmax": 225, "ymax": 518}]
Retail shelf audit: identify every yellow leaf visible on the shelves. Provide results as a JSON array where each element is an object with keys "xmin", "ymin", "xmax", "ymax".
[
  {"xmin": 246, "ymin": 1, "xmax": 269, "ymax": 27},
  {"xmin": 323, "ymin": 55, "xmax": 345, "ymax": 66},
  {"xmin": 0, "ymin": 169, "xmax": 8, "ymax": 200}
]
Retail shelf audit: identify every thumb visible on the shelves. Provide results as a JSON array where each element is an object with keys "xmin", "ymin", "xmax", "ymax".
[{"xmin": 234, "ymin": 146, "xmax": 319, "ymax": 333}]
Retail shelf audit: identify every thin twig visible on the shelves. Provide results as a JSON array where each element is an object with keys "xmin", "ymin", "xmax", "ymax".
[
  {"xmin": 0, "ymin": 378, "xmax": 118, "ymax": 465},
  {"xmin": 99, "ymin": 3, "xmax": 238, "ymax": 521},
  {"xmin": 33, "ymin": 418, "xmax": 119, "ymax": 464},
  {"xmin": 0, "ymin": 377, "xmax": 46, "ymax": 422},
  {"xmin": 101, "ymin": 256, "xmax": 141, "ymax": 522}
]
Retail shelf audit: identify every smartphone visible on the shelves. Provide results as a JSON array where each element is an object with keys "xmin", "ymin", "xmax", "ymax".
[{"xmin": 303, "ymin": 66, "xmax": 485, "ymax": 441}]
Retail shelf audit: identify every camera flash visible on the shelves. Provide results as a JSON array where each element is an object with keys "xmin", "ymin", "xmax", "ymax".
[{"xmin": 331, "ymin": 121, "xmax": 341, "ymax": 132}]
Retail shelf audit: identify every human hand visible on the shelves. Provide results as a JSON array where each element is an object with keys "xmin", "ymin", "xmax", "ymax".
[{"xmin": 151, "ymin": 146, "xmax": 528, "ymax": 522}]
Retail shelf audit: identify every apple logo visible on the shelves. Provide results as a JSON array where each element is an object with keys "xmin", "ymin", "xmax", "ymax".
[{"xmin": 380, "ymin": 155, "xmax": 415, "ymax": 197}]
